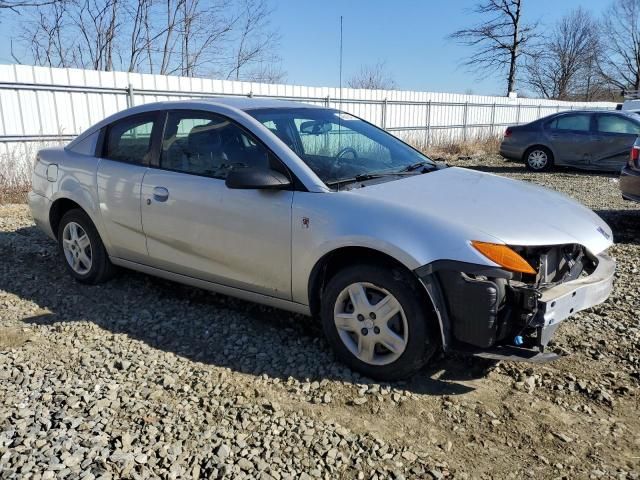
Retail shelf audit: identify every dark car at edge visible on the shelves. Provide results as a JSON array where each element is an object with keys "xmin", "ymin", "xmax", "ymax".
[{"xmin": 620, "ymin": 137, "xmax": 640, "ymax": 203}]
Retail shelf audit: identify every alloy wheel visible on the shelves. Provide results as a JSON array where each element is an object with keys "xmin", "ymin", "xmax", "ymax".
[
  {"xmin": 528, "ymin": 150, "xmax": 548, "ymax": 170},
  {"xmin": 333, "ymin": 282, "xmax": 408, "ymax": 366},
  {"xmin": 62, "ymin": 221, "xmax": 92, "ymax": 275}
]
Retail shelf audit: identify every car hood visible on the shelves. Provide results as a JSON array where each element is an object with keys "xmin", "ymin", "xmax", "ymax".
[{"xmin": 349, "ymin": 167, "xmax": 613, "ymax": 255}]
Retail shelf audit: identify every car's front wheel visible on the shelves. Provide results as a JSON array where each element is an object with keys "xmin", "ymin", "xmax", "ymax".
[
  {"xmin": 525, "ymin": 146, "xmax": 553, "ymax": 171},
  {"xmin": 321, "ymin": 264, "xmax": 437, "ymax": 380},
  {"xmin": 57, "ymin": 209, "xmax": 115, "ymax": 284}
]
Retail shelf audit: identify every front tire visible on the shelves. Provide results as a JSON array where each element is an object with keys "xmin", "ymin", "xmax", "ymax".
[
  {"xmin": 320, "ymin": 264, "xmax": 437, "ymax": 381},
  {"xmin": 57, "ymin": 209, "xmax": 115, "ymax": 284},
  {"xmin": 524, "ymin": 146, "xmax": 553, "ymax": 172}
]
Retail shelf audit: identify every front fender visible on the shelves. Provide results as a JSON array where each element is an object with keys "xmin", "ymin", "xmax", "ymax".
[{"xmin": 290, "ymin": 190, "xmax": 501, "ymax": 305}]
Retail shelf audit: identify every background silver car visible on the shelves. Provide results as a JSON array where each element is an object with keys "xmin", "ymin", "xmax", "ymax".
[
  {"xmin": 29, "ymin": 98, "xmax": 615, "ymax": 380},
  {"xmin": 500, "ymin": 110, "xmax": 640, "ymax": 172}
]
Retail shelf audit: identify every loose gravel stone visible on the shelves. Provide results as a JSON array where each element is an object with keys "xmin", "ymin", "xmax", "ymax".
[{"xmin": 1, "ymin": 155, "xmax": 639, "ymax": 478}]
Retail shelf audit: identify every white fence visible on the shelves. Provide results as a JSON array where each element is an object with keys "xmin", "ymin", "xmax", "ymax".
[{"xmin": 0, "ymin": 64, "xmax": 617, "ymax": 182}]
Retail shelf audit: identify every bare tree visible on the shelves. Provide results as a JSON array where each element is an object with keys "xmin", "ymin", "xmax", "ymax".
[
  {"xmin": 245, "ymin": 61, "xmax": 285, "ymax": 83},
  {"xmin": 449, "ymin": 0, "xmax": 537, "ymax": 94},
  {"xmin": 524, "ymin": 8, "xmax": 599, "ymax": 100},
  {"xmin": 347, "ymin": 62, "xmax": 396, "ymax": 90},
  {"xmin": 226, "ymin": 0, "xmax": 281, "ymax": 81},
  {"xmin": 70, "ymin": 0, "xmax": 121, "ymax": 71},
  {"xmin": 19, "ymin": 0, "xmax": 75, "ymax": 67},
  {"xmin": 125, "ymin": 0, "xmax": 153, "ymax": 72},
  {"xmin": 0, "ymin": 0, "xmax": 57, "ymax": 11},
  {"xmin": 13, "ymin": 0, "xmax": 283, "ymax": 78},
  {"xmin": 598, "ymin": 0, "xmax": 640, "ymax": 92}
]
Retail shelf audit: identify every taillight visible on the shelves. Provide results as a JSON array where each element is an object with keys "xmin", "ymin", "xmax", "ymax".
[
  {"xmin": 504, "ymin": 128, "xmax": 512, "ymax": 138},
  {"xmin": 629, "ymin": 145, "xmax": 640, "ymax": 169}
]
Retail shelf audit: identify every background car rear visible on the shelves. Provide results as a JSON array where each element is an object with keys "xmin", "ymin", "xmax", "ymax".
[{"xmin": 500, "ymin": 110, "xmax": 640, "ymax": 172}]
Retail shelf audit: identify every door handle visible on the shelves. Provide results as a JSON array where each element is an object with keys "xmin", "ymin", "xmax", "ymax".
[{"xmin": 152, "ymin": 186, "xmax": 169, "ymax": 202}]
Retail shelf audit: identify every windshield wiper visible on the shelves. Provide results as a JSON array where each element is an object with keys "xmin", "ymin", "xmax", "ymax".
[
  {"xmin": 326, "ymin": 171, "xmax": 415, "ymax": 188},
  {"xmin": 399, "ymin": 160, "xmax": 433, "ymax": 172}
]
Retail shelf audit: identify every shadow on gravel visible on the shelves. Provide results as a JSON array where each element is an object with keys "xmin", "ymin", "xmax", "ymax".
[
  {"xmin": 595, "ymin": 208, "xmax": 640, "ymax": 245},
  {"xmin": 461, "ymin": 160, "xmax": 620, "ymax": 178},
  {"xmin": 2, "ymin": 226, "xmax": 481, "ymax": 396},
  {"xmin": 459, "ymin": 164, "xmax": 529, "ymax": 175}
]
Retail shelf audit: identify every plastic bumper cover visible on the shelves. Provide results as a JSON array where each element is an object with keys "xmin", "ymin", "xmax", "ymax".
[
  {"xmin": 535, "ymin": 253, "xmax": 615, "ymax": 338},
  {"xmin": 27, "ymin": 191, "xmax": 55, "ymax": 240}
]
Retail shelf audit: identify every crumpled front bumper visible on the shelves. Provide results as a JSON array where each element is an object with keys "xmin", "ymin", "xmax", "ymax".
[
  {"xmin": 418, "ymin": 252, "xmax": 616, "ymax": 363},
  {"xmin": 534, "ymin": 253, "xmax": 615, "ymax": 346}
]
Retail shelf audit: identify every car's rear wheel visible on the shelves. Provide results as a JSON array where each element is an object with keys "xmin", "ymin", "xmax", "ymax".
[
  {"xmin": 525, "ymin": 146, "xmax": 553, "ymax": 171},
  {"xmin": 57, "ymin": 209, "xmax": 115, "ymax": 284},
  {"xmin": 320, "ymin": 264, "xmax": 437, "ymax": 380}
]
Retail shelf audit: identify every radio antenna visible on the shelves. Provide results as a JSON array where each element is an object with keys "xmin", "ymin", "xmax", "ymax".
[{"xmin": 339, "ymin": 15, "xmax": 343, "ymax": 109}]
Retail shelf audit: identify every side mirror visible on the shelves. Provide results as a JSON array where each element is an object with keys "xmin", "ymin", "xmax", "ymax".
[{"xmin": 225, "ymin": 167, "xmax": 292, "ymax": 190}]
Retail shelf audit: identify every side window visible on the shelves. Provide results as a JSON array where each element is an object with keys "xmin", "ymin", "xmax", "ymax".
[
  {"xmin": 104, "ymin": 114, "xmax": 155, "ymax": 164},
  {"xmin": 160, "ymin": 110, "xmax": 272, "ymax": 179},
  {"xmin": 548, "ymin": 114, "xmax": 591, "ymax": 132},
  {"xmin": 596, "ymin": 115, "xmax": 640, "ymax": 134}
]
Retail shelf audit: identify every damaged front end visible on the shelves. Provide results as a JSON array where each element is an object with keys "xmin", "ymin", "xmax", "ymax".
[{"xmin": 416, "ymin": 244, "xmax": 615, "ymax": 363}]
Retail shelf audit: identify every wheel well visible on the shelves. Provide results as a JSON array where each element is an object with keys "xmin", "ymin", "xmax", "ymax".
[
  {"xmin": 49, "ymin": 198, "xmax": 83, "ymax": 237},
  {"xmin": 308, "ymin": 247, "xmax": 423, "ymax": 319},
  {"xmin": 523, "ymin": 144, "xmax": 554, "ymax": 162}
]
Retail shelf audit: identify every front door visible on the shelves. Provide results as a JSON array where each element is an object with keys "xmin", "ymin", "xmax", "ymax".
[
  {"xmin": 545, "ymin": 113, "xmax": 594, "ymax": 166},
  {"xmin": 140, "ymin": 110, "xmax": 293, "ymax": 299}
]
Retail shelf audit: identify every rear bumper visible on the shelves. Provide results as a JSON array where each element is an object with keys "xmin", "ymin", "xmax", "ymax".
[
  {"xmin": 499, "ymin": 142, "xmax": 524, "ymax": 161},
  {"xmin": 28, "ymin": 191, "xmax": 55, "ymax": 240},
  {"xmin": 620, "ymin": 165, "xmax": 640, "ymax": 202}
]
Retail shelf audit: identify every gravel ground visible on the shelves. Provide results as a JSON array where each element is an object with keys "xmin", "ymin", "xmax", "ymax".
[{"xmin": 1, "ymin": 155, "xmax": 639, "ymax": 479}]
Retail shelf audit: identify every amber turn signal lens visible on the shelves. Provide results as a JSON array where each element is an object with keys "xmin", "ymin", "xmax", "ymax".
[{"xmin": 471, "ymin": 241, "xmax": 537, "ymax": 274}]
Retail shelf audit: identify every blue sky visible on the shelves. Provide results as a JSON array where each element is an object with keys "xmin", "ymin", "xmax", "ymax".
[
  {"xmin": 269, "ymin": 0, "xmax": 608, "ymax": 95},
  {"xmin": 2, "ymin": 0, "xmax": 610, "ymax": 95}
]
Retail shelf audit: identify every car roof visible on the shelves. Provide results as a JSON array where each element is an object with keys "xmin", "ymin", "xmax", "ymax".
[
  {"xmin": 551, "ymin": 109, "xmax": 635, "ymax": 116},
  {"xmin": 165, "ymin": 97, "xmax": 323, "ymax": 111}
]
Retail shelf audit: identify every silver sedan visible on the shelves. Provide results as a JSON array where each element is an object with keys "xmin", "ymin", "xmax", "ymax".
[{"xmin": 29, "ymin": 98, "xmax": 615, "ymax": 380}]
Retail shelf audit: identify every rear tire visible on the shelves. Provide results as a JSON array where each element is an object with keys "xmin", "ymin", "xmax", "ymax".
[
  {"xmin": 57, "ymin": 209, "xmax": 115, "ymax": 284},
  {"xmin": 320, "ymin": 264, "xmax": 438, "ymax": 381},
  {"xmin": 524, "ymin": 146, "xmax": 554, "ymax": 172}
]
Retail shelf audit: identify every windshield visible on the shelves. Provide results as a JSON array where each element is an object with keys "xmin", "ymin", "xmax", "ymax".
[{"xmin": 248, "ymin": 107, "xmax": 435, "ymax": 186}]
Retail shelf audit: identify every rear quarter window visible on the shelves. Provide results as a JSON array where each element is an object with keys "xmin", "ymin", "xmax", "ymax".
[{"xmin": 67, "ymin": 130, "xmax": 100, "ymax": 156}]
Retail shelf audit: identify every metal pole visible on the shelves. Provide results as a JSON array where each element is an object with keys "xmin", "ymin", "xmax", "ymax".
[
  {"xmin": 490, "ymin": 103, "xmax": 496, "ymax": 136},
  {"xmin": 382, "ymin": 98, "xmax": 388, "ymax": 128},
  {"xmin": 462, "ymin": 101, "xmax": 468, "ymax": 141},
  {"xmin": 326, "ymin": 95, "xmax": 331, "ymax": 107},
  {"xmin": 127, "ymin": 84, "xmax": 135, "ymax": 108},
  {"xmin": 516, "ymin": 103, "xmax": 521, "ymax": 125},
  {"xmin": 424, "ymin": 100, "xmax": 431, "ymax": 147}
]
